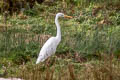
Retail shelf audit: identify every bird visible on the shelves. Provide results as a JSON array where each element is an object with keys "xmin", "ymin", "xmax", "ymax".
[{"xmin": 36, "ymin": 13, "xmax": 72, "ymax": 64}]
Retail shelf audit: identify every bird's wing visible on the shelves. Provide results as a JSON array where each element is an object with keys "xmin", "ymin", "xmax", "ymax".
[{"xmin": 36, "ymin": 37, "xmax": 57, "ymax": 63}]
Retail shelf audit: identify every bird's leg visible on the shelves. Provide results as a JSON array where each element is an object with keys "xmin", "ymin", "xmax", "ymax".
[
  {"xmin": 45, "ymin": 57, "xmax": 51, "ymax": 67},
  {"xmin": 45, "ymin": 56, "xmax": 57, "ymax": 67},
  {"xmin": 53, "ymin": 56, "xmax": 57, "ymax": 64},
  {"xmin": 51, "ymin": 56, "xmax": 57, "ymax": 65}
]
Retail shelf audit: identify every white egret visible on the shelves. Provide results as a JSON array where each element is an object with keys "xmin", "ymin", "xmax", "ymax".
[{"xmin": 36, "ymin": 13, "xmax": 72, "ymax": 64}]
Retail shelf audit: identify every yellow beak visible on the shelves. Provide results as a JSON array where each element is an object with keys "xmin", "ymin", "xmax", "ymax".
[{"xmin": 64, "ymin": 15, "xmax": 73, "ymax": 19}]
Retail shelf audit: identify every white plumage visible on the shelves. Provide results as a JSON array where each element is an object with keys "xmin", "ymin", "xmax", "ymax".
[{"xmin": 36, "ymin": 13, "xmax": 72, "ymax": 64}]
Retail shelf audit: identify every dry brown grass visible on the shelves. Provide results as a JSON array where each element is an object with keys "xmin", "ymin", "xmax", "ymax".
[{"xmin": 11, "ymin": 54, "xmax": 120, "ymax": 80}]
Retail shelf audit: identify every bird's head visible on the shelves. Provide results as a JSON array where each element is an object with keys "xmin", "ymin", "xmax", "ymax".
[{"xmin": 56, "ymin": 13, "xmax": 72, "ymax": 19}]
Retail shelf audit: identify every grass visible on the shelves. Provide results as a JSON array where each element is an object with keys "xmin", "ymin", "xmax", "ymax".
[
  {"xmin": 0, "ymin": 54, "xmax": 120, "ymax": 80},
  {"xmin": 0, "ymin": 0, "xmax": 120, "ymax": 80}
]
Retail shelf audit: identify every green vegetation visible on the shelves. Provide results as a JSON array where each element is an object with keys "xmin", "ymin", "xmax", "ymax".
[{"xmin": 0, "ymin": 0, "xmax": 120, "ymax": 80}]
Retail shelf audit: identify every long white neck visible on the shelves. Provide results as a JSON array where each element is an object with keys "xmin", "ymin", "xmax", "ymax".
[{"xmin": 55, "ymin": 16, "xmax": 61, "ymax": 43}]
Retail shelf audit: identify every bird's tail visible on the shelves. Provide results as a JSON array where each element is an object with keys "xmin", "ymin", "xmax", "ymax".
[{"xmin": 36, "ymin": 56, "xmax": 45, "ymax": 64}]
